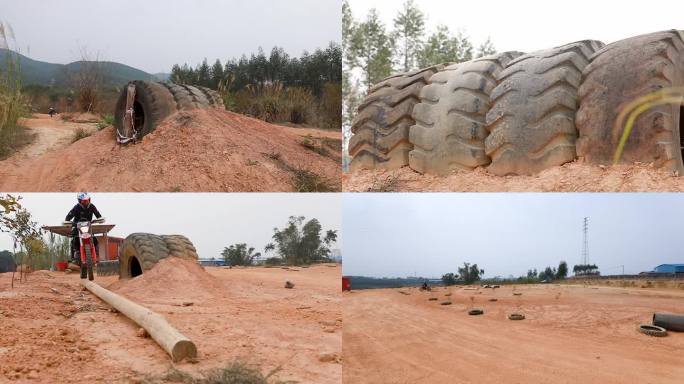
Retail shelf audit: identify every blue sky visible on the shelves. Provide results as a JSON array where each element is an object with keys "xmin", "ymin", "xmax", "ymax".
[{"xmin": 342, "ymin": 193, "xmax": 684, "ymax": 278}]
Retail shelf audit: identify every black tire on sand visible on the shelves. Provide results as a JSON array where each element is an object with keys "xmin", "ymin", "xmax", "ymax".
[
  {"xmin": 409, "ymin": 52, "xmax": 523, "ymax": 175},
  {"xmin": 349, "ymin": 65, "xmax": 445, "ymax": 171},
  {"xmin": 484, "ymin": 40, "xmax": 605, "ymax": 175}
]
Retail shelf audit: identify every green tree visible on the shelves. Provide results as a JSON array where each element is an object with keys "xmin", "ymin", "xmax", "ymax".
[
  {"xmin": 349, "ymin": 9, "xmax": 394, "ymax": 89},
  {"xmin": 264, "ymin": 216, "xmax": 338, "ymax": 265},
  {"xmin": 221, "ymin": 243, "xmax": 261, "ymax": 266},
  {"xmin": 210, "ymin": 59, "xmax": 224, "ymax": 90},
  {"xmin": 417, "ymin": 25, "xmax": 473, "ymax": 68},
  {"xmin": 539, "ymin": 266, "xmax": 557, "ymax": 281},
  {"xmin": 342, "ymin": 0, "xmax": 355, "ymax": 67},
  {"xmin": 392, "ymin": 0, "xmax": 425, "ymax": 72},
  {"xmin": 476, "ymin": 37, "xmax": 497, "ymax": 58},
  {"xmin": 457, "ymin": 262, "xmax": 484, "ymax": 284},
  {"xmin": 196, "ymin": 59, "xmax": 211, "ymax": 87},
  {"xmin": 556, "ymin": 261, "xmax": 568, "ymax": 279},
  {"xmin": 442, "ymin": 272, "xmax": 457, "ymax": 286}
]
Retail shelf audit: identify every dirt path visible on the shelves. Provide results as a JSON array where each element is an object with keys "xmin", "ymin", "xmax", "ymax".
[
  {"xmin": 9, "ymin": 114, "xmax": 97, "ymax": 160},
  {"xmin": 343, "ymin": 284, "xmax": 684, "ymax": 384},
  {"xmin": 343, "ymin": 162, "xmax": 684, "ymax": 192},
  {"xmin": 1, "ymin": 264, "xmax": 341, "ymax": 383}
]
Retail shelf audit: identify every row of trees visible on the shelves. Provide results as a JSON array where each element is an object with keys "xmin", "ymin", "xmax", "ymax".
[
  {"xmin": 342, "ymin": 0, "xmax": 498, "ymax": 137},
  {"xmin": 442, "ymin": 262, "xmax": 485, "ymax": 286},
  {"xmin": 221, "ymin": 216, "xmax": 338, "ymax": 266},
  {"xmin": 170, "ymin": 43, "xmax": 342, "ymax": 97}
]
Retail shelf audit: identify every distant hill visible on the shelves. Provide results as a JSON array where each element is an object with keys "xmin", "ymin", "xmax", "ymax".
[{"xmin": 0, "ymin": 49, "xmax": 155, "ymax": 87}]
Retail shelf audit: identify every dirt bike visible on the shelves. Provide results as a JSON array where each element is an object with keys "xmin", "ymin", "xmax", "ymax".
[{"xmin": 63, "ymin": 217, "xmax": 105, "ymax": 281}]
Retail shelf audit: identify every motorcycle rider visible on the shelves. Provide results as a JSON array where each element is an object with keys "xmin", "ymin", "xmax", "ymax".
[{"xmin": 65, "ymin": 193, "xmax": 102, "ymax": 264}]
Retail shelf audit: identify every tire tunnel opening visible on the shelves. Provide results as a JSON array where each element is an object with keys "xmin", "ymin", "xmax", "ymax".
[
  {"xmin": 134, "ymin": 100, "xmax": 145, "ymax": 130},
  {"xmin": 130, "ymin": 256, "xmax": 142, "ymax": 278}
]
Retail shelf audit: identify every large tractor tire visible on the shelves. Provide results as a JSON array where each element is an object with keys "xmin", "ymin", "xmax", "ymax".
[
  {"xmin": 161, "ymin": 235, "xmax": 199, "ymax": 260},
  {"xmin": 349, "ymin": 65, "xmax": 445, "ymax": 171},
  {"xmin": 408, "ymin": 52, "xmax": 524, "ymax": 174},
  {"xmin": 576, "ymin": 30, "xmax": 684, "ymax": 174},
  {"xmin": 119, "ymin": 233, "xmax": 170, "ymax": 279},
  {"xmin": 484, "ymin": 40, "xmax": 605, "ymax": 175},
  {"xmin": 114, "ymin": 81, "xmax": 223, "ymax": 141}
]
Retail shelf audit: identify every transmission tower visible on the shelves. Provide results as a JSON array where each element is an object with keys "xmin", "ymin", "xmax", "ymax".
[{"xmin": 582, "ymin": 217, "xmax": 589, "ymax": 265}]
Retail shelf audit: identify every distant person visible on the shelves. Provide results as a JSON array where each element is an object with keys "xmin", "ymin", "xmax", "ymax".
[
  {"xmin": 48, "ymin": 106, "xmax": 56, "ymax": 117},
  {"xmin": 65, "ymin": 193, "xmax": 103, "ymax": 263}
]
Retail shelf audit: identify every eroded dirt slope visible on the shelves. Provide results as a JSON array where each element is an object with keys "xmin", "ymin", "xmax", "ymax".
[{"xmin": 0, "ymin": 110, "xmax": 341, "ymax": 192}]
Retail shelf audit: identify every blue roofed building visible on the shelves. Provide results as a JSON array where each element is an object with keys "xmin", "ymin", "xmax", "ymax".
[{"xmin": 652, "ymin": 264, "xmax": 684, "ymax": 274}]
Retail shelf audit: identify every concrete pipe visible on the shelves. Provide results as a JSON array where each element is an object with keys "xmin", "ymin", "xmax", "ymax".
[{"xmin": 653, "ymin": 312, "xmax": 684, "ymax": 332}]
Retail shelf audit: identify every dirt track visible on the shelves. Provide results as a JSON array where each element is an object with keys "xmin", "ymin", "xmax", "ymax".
[
  {"xmin": 343, "ymin": 162, "xmax": 684, "ymax": 192},
  {"xmin": 0, "ymin": 110, "xmax": 341, "ymax": 192},
  {"xmin": 343, "ymin": 284, "xmax": 684, "ymax": 384},
  {"xmin": 8, "ymin": 114, "xmax": 97, "ymax": 159},
  {"xmin": 0, "ymin": 262, "xmax": 341, "ymax": 383}
]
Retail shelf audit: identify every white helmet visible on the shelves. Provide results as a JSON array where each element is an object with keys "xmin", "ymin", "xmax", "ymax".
[{"xmin": 77, "ymin": 192, "xmax": 91, "ymax": 206}]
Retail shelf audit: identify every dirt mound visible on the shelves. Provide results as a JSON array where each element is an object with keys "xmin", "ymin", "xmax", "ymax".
[
  {"xmin": 344, "ymin": 161, "xmax": 684, "ymax": 192},
  {"xmin": 108, "ymin": 257, "xmax": 224, "ymax": 303},
  {"xmin": 0, "ymin": 109, "xmax": 341, "ymax": 191}
]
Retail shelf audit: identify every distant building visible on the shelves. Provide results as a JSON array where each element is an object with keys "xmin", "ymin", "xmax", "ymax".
[
  {"xmin": 199, "ymin": 259, "xmax": 227, "ymax": 267},
  {"xmin": 652, "ymin": 264, "xmax": 684, "ymax": 274}
]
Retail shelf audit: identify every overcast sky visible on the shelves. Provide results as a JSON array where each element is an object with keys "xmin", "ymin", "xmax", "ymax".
[
  {"xmin": 343, "ymin": 193, "xmax": 684, "ymax": 278},
  {"xmin": 348, "ymin": 0, "xmax": 683, "ymax": 54},
  {"xmin": 0, "ymin": 193, "xmax": 341, "ymax": 259},
  {"xmin": 1, "ymin": 0, "xmax": 340, "ymax": 73}
]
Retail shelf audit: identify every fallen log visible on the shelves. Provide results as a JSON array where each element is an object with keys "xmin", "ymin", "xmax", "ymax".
[{"xmin": 81, "ymin": 280, "xmax": 197, "ymax": 362}]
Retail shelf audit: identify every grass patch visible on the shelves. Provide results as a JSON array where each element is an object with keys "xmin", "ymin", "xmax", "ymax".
[
  {"xmin": 246, "ymin": 159, "xmax": 259, "ymax": 166},
  {"xmin": 145, "ymin": 361, "xmax": 292, "ymax": 384},
  {"xmin": 0, "ymin": 34, "xmax": 28, "ymax": 159},
  {"xmin": 72, "ymin": 127, "xmax": 92, "ymax": 143},
  {"xmin": 0, "ymin": 125, "xmax": 34, "ymax": 160},
  {"xmin": 368, "ymin": 175, "xmax": 398, "ymax": 192},
  {"xmin": 96, "ymin": 114, "xmax": 114, "ymax": 130},
  {"xmin": 300, "ymin": 136, "xmax": 330, "ymax": 157},
  {"xmin": 291, "ymin": 168, "xmax": 335, "ymax": 192}
]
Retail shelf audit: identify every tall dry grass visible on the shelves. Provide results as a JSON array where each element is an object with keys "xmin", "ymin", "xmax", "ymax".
[
  {"xmin": 220, "ymin": 79, "xmax": 341, "ymax": 129},
  {"xmin": 0, "ymin": 22, "xmax": 27, "ymax": 158}
]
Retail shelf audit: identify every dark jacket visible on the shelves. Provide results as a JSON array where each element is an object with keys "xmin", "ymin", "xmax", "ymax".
[{"xmin": 65, "ymin": 203, "xmax": 102, "ymax": 223}]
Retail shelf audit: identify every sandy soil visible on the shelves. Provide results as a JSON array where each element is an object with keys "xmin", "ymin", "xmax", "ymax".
[
  {"xmin": 343, "ymin": 284, "xmax": 684, "ymax": 384},
  {"xmin": 8, "ymin": 114, "xmax": 97, "ymax": 159},
  {"xmin": 0, "ymin": 261, "xmax": 341, "ymax": 383},
  {"xmin": 343, "ymin": 161, "xmax": 684, "ymax": 192},
  {"xmin": 0, "ymin": 110, "xmax": 341, "ymax": 192}
]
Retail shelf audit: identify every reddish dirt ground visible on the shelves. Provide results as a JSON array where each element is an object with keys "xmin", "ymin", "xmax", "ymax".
[
  {"xmin": 343, "ymin": 284, "xmax": 684, "ymax": 384},
  {"xmin": 343, "ymin": 161, "xmax": 684, "ymax": 192},
  {"xmin": 0, "ymin": 262, "xmax": 341, "ymax": 383},
  {"xmin": 0, "ymin": 110, "xmax": 341, "ymax": 192}
]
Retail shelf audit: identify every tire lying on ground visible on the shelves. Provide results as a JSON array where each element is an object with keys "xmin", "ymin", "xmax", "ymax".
[
  {"xmin": 349, "ymin": 65, "xmax": 445, "ymax": 171},
  {"xmin": 119, "ymin": 233, "xmax": 171, "ymax": 279},
  {"xmin": 114, "ymin": 81, "xmax": 224, "ymax": 141},
  {"xmin": 576, "ymin": 30, "xmax": 684, "ymax": 174},
  {"xmin": 408, "ymin": 52, "xmax": 523, "ymax": 175},
  {"xmin": 484, "ymin": 40, "xmax": 605, "ymax": 175},
  {"xmin": 637, "ymin": 324, "xmax": 668, "ymax": 337}
]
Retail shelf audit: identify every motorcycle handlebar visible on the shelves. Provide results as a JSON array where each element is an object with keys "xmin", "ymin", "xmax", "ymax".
[{"xmin": 62, "ymin": 217, "xmax": 105, "ymax": 226}]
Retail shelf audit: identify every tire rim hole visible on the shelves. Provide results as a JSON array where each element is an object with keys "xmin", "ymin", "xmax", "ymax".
[
  {"xmin": 134, "ymin": 100, "xmax": 145, "ymax": 130},
  {"xmin": 130, "ymin": 256, "xmax": 142, "ymax": 278}
]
